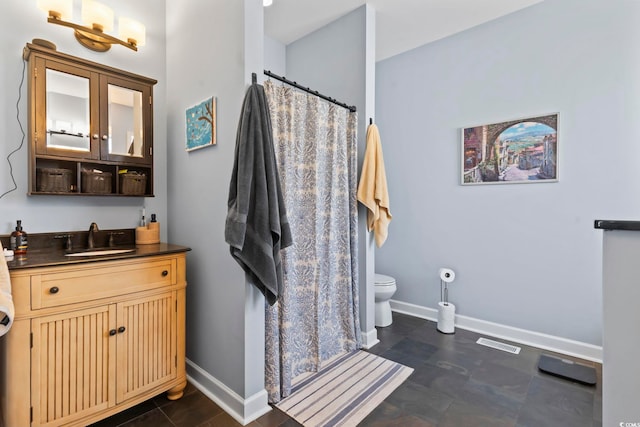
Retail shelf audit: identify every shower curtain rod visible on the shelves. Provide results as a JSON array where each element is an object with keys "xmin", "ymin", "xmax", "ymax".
[{"xmin": 262, "ymin": 70, "xmax": 357, "ymax": 113}]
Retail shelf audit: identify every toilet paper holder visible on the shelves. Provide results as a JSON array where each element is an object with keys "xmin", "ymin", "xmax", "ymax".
[
  {"xmin": 437, "ymin": 267, "xmax": 456, "ymax": 334},
  {"xmin": 438, "ymin": 268, "xmax": 455, "ymax": 306}
]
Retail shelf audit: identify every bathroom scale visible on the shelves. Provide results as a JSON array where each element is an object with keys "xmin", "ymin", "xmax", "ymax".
[{"xmin": 537, "ymin": 354, "xmax": 597, "ymax": 386}]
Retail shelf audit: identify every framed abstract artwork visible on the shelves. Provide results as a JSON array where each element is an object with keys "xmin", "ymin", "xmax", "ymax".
[
  {"xmin": 461, "ymin": 113, "xmax": 558, "ymax": 185},
  {"xmin": 186, "ymin": 96, "xmax": 216, "ymax": 151}
]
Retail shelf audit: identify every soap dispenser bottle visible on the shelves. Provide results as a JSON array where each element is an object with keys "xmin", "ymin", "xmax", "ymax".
[{"xmin": 10, "ymin": 220, "xmax": 28, "ymax": 255}]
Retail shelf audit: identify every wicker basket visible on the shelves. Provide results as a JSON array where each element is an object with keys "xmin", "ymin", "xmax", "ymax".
[
  {"xmin": 36, "ymin": 168, "xmax": 72, "ymax": 193},
  {"xmin": 81, "ymin": 170, "xmax": 112, "ymax": 194},
  {"xmin": 120, "ymin": 172, "xmax": 147, "ymax": 195}
]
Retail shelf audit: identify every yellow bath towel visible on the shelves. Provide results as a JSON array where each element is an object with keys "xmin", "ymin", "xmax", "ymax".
[{"xmin": 357, "ymin": 123, "xmax": 392, "ymax": 247}]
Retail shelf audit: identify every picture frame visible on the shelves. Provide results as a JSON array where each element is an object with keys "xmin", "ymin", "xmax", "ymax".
[
  {"xmin": 461, "ymin": 113, "xmax": 558, "ymax": 185},
  {"xmin": 186, "ymin": 96, "xmax": 216, "ymax": 151}
]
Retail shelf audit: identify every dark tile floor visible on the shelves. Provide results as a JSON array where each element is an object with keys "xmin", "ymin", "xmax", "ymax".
[{"xmin": 89, "ymin": 313, "xmax": 602, "ymax": 427}]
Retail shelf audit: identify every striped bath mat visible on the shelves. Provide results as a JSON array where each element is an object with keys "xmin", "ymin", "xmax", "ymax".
[{"xmin": 275, "ymin": 350, "xmax": 413, "ymax": 427}]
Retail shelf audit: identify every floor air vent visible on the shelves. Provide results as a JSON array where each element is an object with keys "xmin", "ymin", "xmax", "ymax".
[{"xmin": 476, "ymin": 337, "xmax": 521, "ymax": 354}]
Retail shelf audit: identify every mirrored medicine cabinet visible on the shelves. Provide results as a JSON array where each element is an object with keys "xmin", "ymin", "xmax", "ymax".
[{"xmin": 24, "ymin": 42, "xmax": 157, "ymax": 196}]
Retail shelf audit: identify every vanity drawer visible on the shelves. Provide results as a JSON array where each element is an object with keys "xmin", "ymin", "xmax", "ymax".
[{"xmin": 31, "ymin": 258, "xmax": 176, "ymax": 309}]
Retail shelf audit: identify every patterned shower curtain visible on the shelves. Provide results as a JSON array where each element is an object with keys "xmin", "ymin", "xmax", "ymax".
[{"xmin": 263, "ymin": 80, "xmax": 361, "ymax": 403}]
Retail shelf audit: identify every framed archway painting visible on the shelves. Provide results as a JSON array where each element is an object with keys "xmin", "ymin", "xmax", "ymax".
[
  {"xmin": 186, "ymin": 96, "xmax": 217, "ymax": 151},
  {"xmin": 461, "ymin": 113, "xmax": 558, "ymax": 185}
]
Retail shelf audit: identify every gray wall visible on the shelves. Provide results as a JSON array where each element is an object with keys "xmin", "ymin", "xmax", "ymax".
[
  {"xmin": 376, "ymin": 0, "xmax": 640, "ymax": 346},
  {"xmin": 0, "ymin": 0, "xmax": 167, "ymax": 236},
  {"xmin": 264, "ymin": 36, "xmax": 286, "ymax": 77},
  {"xmin": 166, "ymin": 0, "xmax": 266, "ymax": 415},
  {"xmin": 285, "ymin": 4, "xmax": 378, "ymax": 344}
]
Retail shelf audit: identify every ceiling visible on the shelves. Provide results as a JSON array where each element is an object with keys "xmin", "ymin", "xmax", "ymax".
[{"xmin": 264, "ymin": 0, "xmax": 543, "ymax": 61}]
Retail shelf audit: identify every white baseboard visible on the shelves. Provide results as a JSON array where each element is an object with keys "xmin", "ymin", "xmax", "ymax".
[
  {"xmin": 360, "ymin": 328, "xmax": 380, "ymax": 349},
  {"xmin": 390, "ymin": 300, "xmax": 603, "ymax": 363},
  {"xmin": 186, "ymin": 359, "xmax": 271, "ymax": 426}
]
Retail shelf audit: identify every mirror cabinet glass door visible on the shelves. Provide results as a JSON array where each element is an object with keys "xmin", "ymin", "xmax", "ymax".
[
  {"xmin": 108, "ymin": 84, "xmax": 144, "ymax": 158},
  {"xmin": 34, "ymin": 59, "xmax": 100, "ymax": 159},
  {"xmin": 99, "ymin": 75, "xmax": 151, "ymax": 165},
  {"xmin": 46, "ymin": 69, "xmax": 91, "ymax": 152}
]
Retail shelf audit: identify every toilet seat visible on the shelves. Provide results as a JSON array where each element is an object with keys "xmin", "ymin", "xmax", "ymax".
[{"xmin": 375, "ymin": 274, "xmax": 396, "ymax": 286}]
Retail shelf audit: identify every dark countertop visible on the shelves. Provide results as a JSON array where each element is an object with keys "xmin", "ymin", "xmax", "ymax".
[
  {"xmin": 5, "ymin": 243, "xmax": 191, "ymax": 270},
  {"xmin": 594, "ymin": 220, "xmax": 640, "ymax": 231}
]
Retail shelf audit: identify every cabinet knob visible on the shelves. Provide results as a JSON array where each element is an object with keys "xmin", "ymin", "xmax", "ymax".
[
  {"xmin": 49, "ymin": 287, "xmax": 59, "ymax": 294},
  {"xmin": 92, "ymin": 134, "xmax": 99, "ymax": 140},
  {"xmin": 118, "ymin": 326, "xmax": 126, "ymax": 333},
  {"xmin": 109, "ymin": 329, "xmax": 117, "ymax": 336},
  {"xmin": 102, "ymin": 135, "xmax": 108, "ymax": 141},
  {"xmin": 162, "ymin": 270, "xmax": 169, "ymax": 277}
]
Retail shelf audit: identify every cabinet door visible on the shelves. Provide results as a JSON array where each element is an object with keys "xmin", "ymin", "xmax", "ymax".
[
  {"xmin": 116, "ymin": 291, "xmax": 177, "ymax": 403},
  {"xmin": 99, "ymin": 74, "xmax": 153, "ymax": 166},
  {"xmin": 33, "ymin": 57, "xmax": 101, "ymax": 160},
  {"xmin": 31, "ymin": 305, "xmax": 116, "ymax": 427}
]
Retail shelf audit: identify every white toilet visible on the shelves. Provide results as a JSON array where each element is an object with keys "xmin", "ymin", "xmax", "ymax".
[{"xmin": 374, "ymin": 274, "xmax": 397, "ymax": 327}]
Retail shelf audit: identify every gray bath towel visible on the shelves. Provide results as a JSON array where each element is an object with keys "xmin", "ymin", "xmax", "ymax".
[{"xmin": 225, "ymin": 82, "xmax": 292, "ymax": 305}]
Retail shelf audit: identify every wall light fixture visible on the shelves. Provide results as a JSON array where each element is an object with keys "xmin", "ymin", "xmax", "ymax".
[{"xmin": 37, "ymin": 0, "xmax": 146, "ymax": 52}]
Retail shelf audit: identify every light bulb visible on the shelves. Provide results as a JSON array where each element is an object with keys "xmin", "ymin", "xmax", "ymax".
[
  {"xmin": 37, "ymin": 0, "xmax": 73, "ymax": 20},
  {"xmin": 81, "ymin": 0, "xmax": 114, "ymax": 32},
  {"xmin": 119, "ymin": 17, "xmax": 146, "ymax": 47}
]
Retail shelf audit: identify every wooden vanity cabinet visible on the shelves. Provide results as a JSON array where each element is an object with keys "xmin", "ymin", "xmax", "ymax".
[
  {"xmin": 0, "ymin": 253, "xmax": 187, "ymax": 427},
  {"xmin": 23, "ymin": 42, "xmax": 156, "ymax": 196}
]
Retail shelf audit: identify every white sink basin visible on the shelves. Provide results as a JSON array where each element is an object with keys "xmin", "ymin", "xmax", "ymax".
[{"xmin": 65, "ymin": 249, "xmax": 136, "ymax": 257}]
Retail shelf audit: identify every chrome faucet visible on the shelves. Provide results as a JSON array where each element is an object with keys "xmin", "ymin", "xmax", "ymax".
[{"xmin": 88, "ymin": 222, "xmax": 99, "ymax": 249}]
